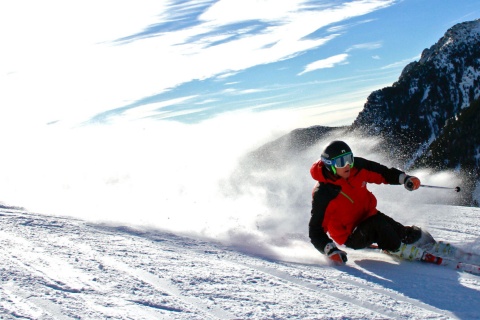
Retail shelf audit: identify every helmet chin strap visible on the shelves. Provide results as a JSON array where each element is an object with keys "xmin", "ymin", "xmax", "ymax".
[{"xmin": 331, "ymin": 166, "xmax": 337, "ymax": 175}]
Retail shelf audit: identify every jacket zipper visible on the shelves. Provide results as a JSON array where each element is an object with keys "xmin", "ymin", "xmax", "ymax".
[{"xmin": 340, "ymin": 191, "xmax": 354, "ymax": 203}]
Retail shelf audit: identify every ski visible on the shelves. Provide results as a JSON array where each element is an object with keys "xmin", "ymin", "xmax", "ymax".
[
  {"xmin": 426, "ymin": 242, "xmax": 480, "ymax": 275},
  {"xmin": 421, "ymin": 252, "xmax": 443, "ymax": 265},
  {"xmin": 367, "ymin": 244, "xmax": 443, "ymax": 265},
  {"xmin": 433, "ymin": 256, "xmax": 480, "ymax": 275},
  {"xmin": 367, "ymin": 243, "xmax": 480, "ymax": 276},
  {"xmin": 455, "ymin": 261, "xmax": 480, "ymax": 275},
  {"xmin": 425, "ymin": 241, "xmax": 480, "ymax": 265}
]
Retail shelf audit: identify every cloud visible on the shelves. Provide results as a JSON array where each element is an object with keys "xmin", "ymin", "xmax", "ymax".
[
  {"xmin": 121, "ymin": 96, "xmax": 199, "ymax": 121},
  {"xmin": 346, "ymin": 41, "xmax": 383, "ymax": 52},
  {"xmin": 381, "ymin": 55, "xmax": 421, "ymax": 69},
  {"xmin": 0, "ymin": 0, "xmax": 398, "ymax": 127},
  {"xmin": 298, "ymin": 53, "xmax": 349, "ymax": 75},
  {"xmin": 199, "ymin": 0, "xmax": 305, "ymax": 24}
]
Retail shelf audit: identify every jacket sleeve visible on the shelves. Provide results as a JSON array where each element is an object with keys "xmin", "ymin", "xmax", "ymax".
[
  {"xmin": 354, "ymin": 157, "xmax": 404, "ymax": 185},
  {"xmin": 309, "ymin": 182, "xmax": 340, "ymax": 254}
]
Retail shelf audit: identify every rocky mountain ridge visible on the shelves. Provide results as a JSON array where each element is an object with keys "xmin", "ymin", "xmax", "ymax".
[{"xmin": 351, "ymin": 19, "xmax": 480, "ymax": 166}]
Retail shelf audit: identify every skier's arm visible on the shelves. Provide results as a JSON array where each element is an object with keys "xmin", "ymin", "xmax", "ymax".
[
  {"xmin": 309, "ymin": 183, "xmax": 337, "ymax": 254},
  {"xmin": 309, "ymin": 189, "xmax": 348, "ymax": 265},
  {"xmin": 309, "ymin": 217, "xmax": 331, "ymax": 254},
  {"xmin": 354, "ymin": 157, "xmax": 404, "ymax": 185},
  {"xmin": 354, "ymin": 157, "xmax": 421, "ymax": 190}
]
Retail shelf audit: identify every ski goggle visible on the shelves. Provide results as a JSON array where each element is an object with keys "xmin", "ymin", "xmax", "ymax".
[{"xmin": 322, "ymin": 152, "xmax": 354, "ymax": 168}]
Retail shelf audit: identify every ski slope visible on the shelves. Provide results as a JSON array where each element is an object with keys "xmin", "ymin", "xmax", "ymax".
[{"xmin": 1, "ymin": 204, "xmax": 480, "ymax": 320}]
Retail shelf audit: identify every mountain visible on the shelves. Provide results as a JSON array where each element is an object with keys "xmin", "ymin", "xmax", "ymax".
[
  {"xmin": 351, "ymin": 19, "xmax": 480, "ymax": 160},
  {"xmin": 242, "ymin": 125, "xmax": 344, "ymax": 169},
  {"xmin": 2, "ymin": 205, "xmax": 480, "ymax": 319},
  {"xmin": 248, "ymin": 19, "xmax": 480, "ymax": 206},
  {"xmin": 350, "ymin": 19, "xmax": 480, "ymax": 203},
  {"xmin": 415, "ymin": 98, "xmax": 480, "ymax": 206}
]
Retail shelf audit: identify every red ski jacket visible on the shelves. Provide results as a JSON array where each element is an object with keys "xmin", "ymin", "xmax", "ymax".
[{"xmin": 309, "ymin": 157, "xmax": 403, "ymax": 252}]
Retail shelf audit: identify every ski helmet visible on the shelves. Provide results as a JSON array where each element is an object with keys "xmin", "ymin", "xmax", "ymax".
[{"xmin": 321, "ymin": 140, "xmax": 354, "ymax": 174}]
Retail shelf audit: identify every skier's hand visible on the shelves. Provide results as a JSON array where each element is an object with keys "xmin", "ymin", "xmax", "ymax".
[
  {"xmin": 404, "ymin": 175, "xmax": 421, "ymax": 191},
  {"xmin": 324, "ymin": 242, "xmax": 347, "ymax": 265}
]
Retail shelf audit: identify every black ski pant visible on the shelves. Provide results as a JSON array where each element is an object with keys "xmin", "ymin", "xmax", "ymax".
[{"xmin": 344, "ymin": 212, "xmax": 405, "ymax": 252}]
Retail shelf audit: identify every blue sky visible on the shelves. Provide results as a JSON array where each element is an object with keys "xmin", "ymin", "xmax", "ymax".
[{"xmin": 1, "ymin": 0, "xmax": 479, "ymax": 129}]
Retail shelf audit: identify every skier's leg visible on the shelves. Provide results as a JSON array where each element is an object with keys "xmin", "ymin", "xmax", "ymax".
[
  {"xmin": 345, "ymin": 213, "xmax": 401, "ymax": 251},
  {"xmin": 345, "ymin": 213, "xmax": 431, "ymax": 261},
  {"xmin": 376, "ymin": 212, "xmax": 405, "ymax": 234},
  {"xmin": 378, "ymin": 211, "xmax": 423, "ymax": 244}
]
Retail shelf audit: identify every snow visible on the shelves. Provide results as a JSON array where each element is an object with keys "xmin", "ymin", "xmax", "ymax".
[
  {"xmin": 0, "ymin": 116, "xmax": 478, "ymax": 319},
  {"xmin": 459, "ymin": 66, "xmax": 480, "ymax": 108},
  {"xmin": 421, "ymin": 85, "xmax": 431, "ymax": 103},
  {"xmin": 473, "ymin": 181, "xmax": 480, "ymax": 207},
  {"xmin": 1, "ymin": 204, "xmax": 480, "ymax": 319}
]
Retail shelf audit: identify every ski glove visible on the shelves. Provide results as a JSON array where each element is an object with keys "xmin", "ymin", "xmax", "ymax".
[
  {"xmin": 404, "ymin": 175, "xmax": 420, "ymax": 191},
  {"xmin": 324, "ymin": 242, "xmax": 347, "ymax": 265}
]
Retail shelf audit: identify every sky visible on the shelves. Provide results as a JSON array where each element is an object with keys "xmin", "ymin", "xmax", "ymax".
[
  {"xmin": 0, "ymin": 0, "xmax": 477, "ymax": 220},
  {"xmin": 1, "ymin": 0, "xmax": 480, "ymax": 130}
]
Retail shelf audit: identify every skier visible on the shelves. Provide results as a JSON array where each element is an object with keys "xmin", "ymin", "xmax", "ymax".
[{"xmin": 309, "ymin": 140, "xmax": 425, "ymax": 265}]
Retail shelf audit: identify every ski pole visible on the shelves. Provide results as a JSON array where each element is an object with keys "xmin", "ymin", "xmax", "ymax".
[{"xmin": 420, "ymin": 184, "xmax": 461, "ymax": 192}]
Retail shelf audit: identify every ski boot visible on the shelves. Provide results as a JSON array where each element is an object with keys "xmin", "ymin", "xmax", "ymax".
[
  {"xmin": 390, "ymin": 243, "xmax": 424, "ymax": 260},
  {"xmin": 389, "ymin": 242, "xmax": 443, "ymax": 264},
  {"xmin": 402, "ymin": 226, "xmax": 436, "ymax": 248}
]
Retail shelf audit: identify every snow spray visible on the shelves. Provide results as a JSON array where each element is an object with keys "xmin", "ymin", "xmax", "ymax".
[{"xmin": 0, "ymin": 113, "xmax": 464, "ymax": 263}]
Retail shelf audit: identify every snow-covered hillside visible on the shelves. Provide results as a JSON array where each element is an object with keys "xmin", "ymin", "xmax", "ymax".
[
  {"xmin": 0, "ymin": 114, "xmax": 479, "ymax": 319},
  {"xmin": 1, "ymin": 204, "xmax": 480, "ymax": 319}
]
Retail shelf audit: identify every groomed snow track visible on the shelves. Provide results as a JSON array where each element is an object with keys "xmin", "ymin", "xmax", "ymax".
[{"xmin": 1, "ymin": 208, "xmax": 479, "ymax": 319}]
